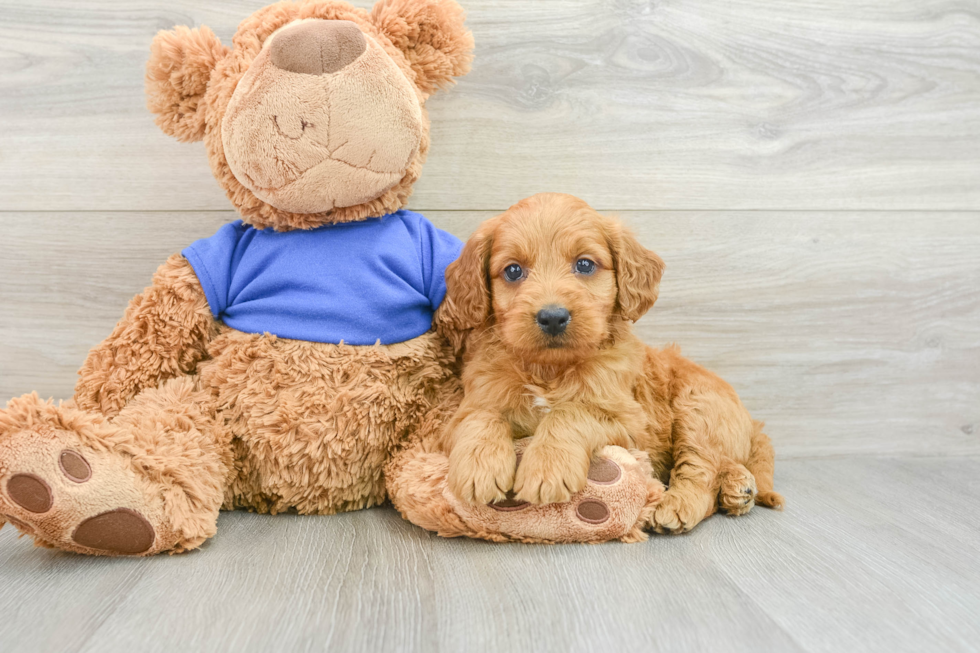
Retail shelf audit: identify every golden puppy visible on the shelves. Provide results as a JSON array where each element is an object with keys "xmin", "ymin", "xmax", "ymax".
[{"xmin": 436, "ymin": 193, "xmax": 784, "ymax": 533}]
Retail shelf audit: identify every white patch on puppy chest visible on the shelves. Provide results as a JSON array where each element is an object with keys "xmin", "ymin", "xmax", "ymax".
[{"xmin": 524, "ymin": 385, "xmax": 551, "ymax": 413}]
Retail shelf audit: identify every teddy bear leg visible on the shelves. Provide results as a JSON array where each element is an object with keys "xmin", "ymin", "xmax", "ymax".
[
  {"xmin": 0, "ymin": 376, "xmax": 229, "ymax": 556},
  {"xmin": 390, "ymin": 440, "xmax": 664, "ymax": 544},
  {"xmin": 386, "ymin": 441, "xmax": 484, "ymax": 539}
]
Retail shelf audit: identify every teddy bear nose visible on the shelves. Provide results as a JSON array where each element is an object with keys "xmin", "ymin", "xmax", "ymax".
[{"xmin": 270, "ymin": 19, "xmax": 367, "ymax": 75}]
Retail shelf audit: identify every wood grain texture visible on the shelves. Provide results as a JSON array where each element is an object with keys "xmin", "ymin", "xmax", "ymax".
[
  {"xmin": 1, "ymin": 456, "xmax": 978, "ymax": 653},
  {"xmin": 1, "ymin": 2, "xmax": 978, "ymax": 651},
  {"xmin": 2, "ymin": 211, "xmax": 977, "ymax": 458},
  {"xmin": 1, "ymin": 0, "xmax": 979, "ymax": 212}
]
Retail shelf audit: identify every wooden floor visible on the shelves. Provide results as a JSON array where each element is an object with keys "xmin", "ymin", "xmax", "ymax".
[
  {"xmin": 2, "ymin": 456, "xmax": 979, "ymax": 653},
  {"xmin": 1, "ymin": 0, "xmax": 979, "ymax": 651}
]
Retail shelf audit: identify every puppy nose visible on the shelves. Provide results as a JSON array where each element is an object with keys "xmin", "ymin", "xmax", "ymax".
[
  {"xmin": 536, "ymin": 306, "xmax": 570, "ymax": 336},
  {"xmin": 270, "ymin": 20, "xmax": 367, "ymax": 75}
]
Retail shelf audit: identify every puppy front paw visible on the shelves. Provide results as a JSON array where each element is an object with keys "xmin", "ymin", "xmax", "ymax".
[
  {"xmin": 513, "ymin": 443, "xmax": 589, "ymax": 505},
  {"xmin": 448, "ymin": 440, "xmax": 517, "ymax": 505},
  {"xmin": 650, "ymin": 491, "xmax": 702, "ymax": 534}
]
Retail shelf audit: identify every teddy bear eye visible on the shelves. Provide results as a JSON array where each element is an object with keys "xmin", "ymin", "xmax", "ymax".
[
  {"xmin": 503, "ymin": 264, "xmax": 524, "ymax": 282},
  {"xmin": 575, "ymin": 258, "xmax": 597, "ymax": 275}
]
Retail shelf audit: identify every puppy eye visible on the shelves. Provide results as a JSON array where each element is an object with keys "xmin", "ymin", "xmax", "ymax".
[
  {"xmin": 575, "ymin": 258, "xmax": 597, "ymax": 275},
  {"xmin": 503, "ymin": 263, "xmax": 525, "ymax": 282}
]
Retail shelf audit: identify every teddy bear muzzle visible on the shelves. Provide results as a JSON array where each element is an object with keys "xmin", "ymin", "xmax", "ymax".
[{"xmin": 220, "ymin": 19, "xmax": 424, "ymax": 216}]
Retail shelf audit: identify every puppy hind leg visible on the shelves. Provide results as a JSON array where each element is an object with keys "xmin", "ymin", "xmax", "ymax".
[
  {"xmin": 746, "ymin": 423, "xmax": 784, "ymax": 510},
  {"xmin": 717, "ymin": 459, "xmax": 757, "ymax": 516},
  {"xmin": 649, "ymin": 452, "xmax": 719, "ymax": 534}
]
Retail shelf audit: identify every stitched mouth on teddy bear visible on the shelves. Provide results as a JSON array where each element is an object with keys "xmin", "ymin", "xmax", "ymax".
[
  {"xmin": 233, "ymin": 117, "xmax": 417, "ymax": 201},
  {"xmin": 242, "ymin": 152, "xmax": 413, "ymax": 204},
  {"xmin": 259, "ymin": 115, "xmax": 415, "ymax": 181}
]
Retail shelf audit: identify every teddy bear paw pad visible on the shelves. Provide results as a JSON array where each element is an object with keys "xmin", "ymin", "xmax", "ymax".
[
  {"xmin": 575, "ymin": 499, "xmax": 610, "ymax": 524},
  {"xmin": 587, "ymin": 457, "xmax": 622, "ymax": 484},
  {"xmin": 0, "ymin": 428, "xmax": 165, "ymax": 555},
  {"xmin": 72, "ymin": 508, "xmax": 155, "ymax": 555},
  {"xmin": 489, "ymin": 491, "xmax": 529, "ymax": 512},
  {"xmin": 59, "ymin": 450, "xmax": 92, "ymax": 482},
  {"xmin": 6, "ymin": 473, "xmax": 53, "ymax": 513}
]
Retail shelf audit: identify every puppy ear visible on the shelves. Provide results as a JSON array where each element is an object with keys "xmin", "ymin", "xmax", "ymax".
[
  {"xmin": 434, "ymin": 221, "xmax": 494, "ymax": 352},
  {"xmin": 371, "ymin": 0, "xmax": 474, "ymax": 97},
  {"xmin": 146, "ymin": 25, "xmax": 229, "ymax": 143},
  {"xmin": 611, "ymin": 222, "xmax": 665, "ymax": 322}
]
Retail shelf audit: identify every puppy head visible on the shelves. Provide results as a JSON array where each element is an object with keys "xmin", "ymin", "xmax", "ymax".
[{"xmin": 437, "ymin": 193, "xmax": 665, "ymax": 364}]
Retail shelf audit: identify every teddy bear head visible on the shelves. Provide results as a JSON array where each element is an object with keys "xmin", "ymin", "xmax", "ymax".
[{"xmin": 146, "ymin": 0, "xmax": 473, "ymax": 230}]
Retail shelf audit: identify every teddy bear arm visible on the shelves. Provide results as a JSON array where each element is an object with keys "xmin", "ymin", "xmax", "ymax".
[{"xmin": 74, "ymin": 253, "xmax": 218, "ymax": 418}]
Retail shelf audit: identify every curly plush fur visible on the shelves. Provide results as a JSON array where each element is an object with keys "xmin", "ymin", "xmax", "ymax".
[{"xmin": 146, "ymin": 26, "xmax": 231, "ymax": 143}]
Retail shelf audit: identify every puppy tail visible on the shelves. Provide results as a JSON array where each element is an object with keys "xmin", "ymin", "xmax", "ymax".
[{"xmin": 746, "ymin": 422, "xmax": 785, "ymax": 510}]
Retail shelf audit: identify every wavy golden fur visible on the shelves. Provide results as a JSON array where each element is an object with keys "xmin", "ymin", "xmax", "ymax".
[{"xmin": 437, "ymin": 193, "xmax": 784, "ymax": 533}]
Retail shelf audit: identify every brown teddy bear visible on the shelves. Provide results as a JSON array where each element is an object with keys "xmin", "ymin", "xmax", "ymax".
[
  {"xmin": 0, "ymin": 0, "xmax": 662, "ymax": 554},
  {"xmin": 0, "ymin": 0, "xmax": 475, "ymax": 556}
]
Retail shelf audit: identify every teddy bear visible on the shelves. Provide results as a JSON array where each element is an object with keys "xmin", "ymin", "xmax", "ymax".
[{"xmin": 0, "ymin": 0, "xmax": 475, "ymax": 556}]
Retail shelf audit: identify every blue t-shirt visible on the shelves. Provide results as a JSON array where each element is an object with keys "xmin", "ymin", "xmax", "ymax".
[{"xmin": 182, "ymin": 210, "xmax": 462, "ymax": 345}]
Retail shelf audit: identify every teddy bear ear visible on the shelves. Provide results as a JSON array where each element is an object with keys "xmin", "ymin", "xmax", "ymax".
[
  {"xmin": 145, "ymin": 25, "xmax": 229, "ymax": 143},
  {"xmin": 370, "ymin": 0, "xmax": 475, "ymax": 97}
]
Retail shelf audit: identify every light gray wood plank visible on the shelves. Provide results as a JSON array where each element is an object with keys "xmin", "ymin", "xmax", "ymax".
[
  {"xmin": 0, "ymin": 212, "xmax": 231, "ymax": 399},
  {"xmin": 2, "ymin": 456, "xmax": 979, "ymax": 653},
  {"xmin": 635, "ymin": 211, "xmax": 980, "ymax": 459},
  {"xmin": 74, "ymin": 513, "xmax": 803, "ymax": 653},
  {"xmin": 700, "ymin": 456, "xmax": 980, "ymax": 653},
  {"xmin": 1, "ymin": 0, "xmax": 979, "ymax": 212},
  {"xmin": 2, "ymin": 211, "xmax": 977, "ymax": 458},
  {"xmin": 0, "ymin": 541, "xmax": 153, "ymax": 652}
]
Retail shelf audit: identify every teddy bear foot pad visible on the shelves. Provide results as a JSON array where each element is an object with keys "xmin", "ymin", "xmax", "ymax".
[{"xmin": 0, "ymin": 426, "xmax": 171, "ymax": 556}]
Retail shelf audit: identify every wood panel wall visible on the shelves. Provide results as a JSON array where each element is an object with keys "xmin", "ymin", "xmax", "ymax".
[{"xmin": 1, "ymin": 0, "xmax": 978, "ymax": 459}]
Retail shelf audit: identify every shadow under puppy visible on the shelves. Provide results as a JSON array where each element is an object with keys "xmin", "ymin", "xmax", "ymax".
[{"xmin": 437, "ymin": 193, "xmax": 784, "ymax": 533}]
